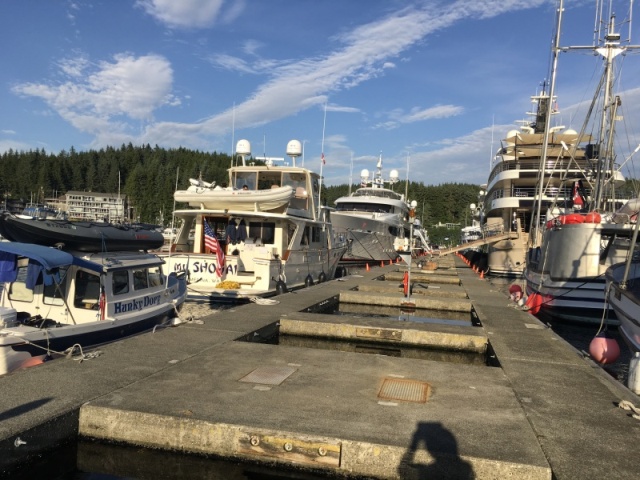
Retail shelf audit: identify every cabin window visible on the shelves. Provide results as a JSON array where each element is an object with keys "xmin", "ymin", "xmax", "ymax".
[
  {"xmin": 112, "ymin": 270, "xmax": 130, "ymax": 295},
  {"xmin": 282, "ymin": 172, "xmax": 308, "ymax": 209},
  {"xmin": 74, "ymin": 270, "xmax": 101, "ymax": 309},
  {"xmin": 43, "ymin": 266, "xmax": 68, "ymax": 306},
  {"xmin": 312, "ymin": 226, "xmax": 322, "ymax": 243},
  {"xmin": 148, "ymin": 266, "xmax": 164, "ymax": 287},
  {"xmin": 258, "ymin": 173, "xmax": 281, "ymax": 190},
  {"xmin": 233, "ymin": 172, "xmax": 256, "ymax": 190},
  {"xmin": 133, "ymin": 268, "xmax": 149, "ymax": 290},
  {"xmin": 7, "ymin": 266, "xmax": 33, "ymax": 303},
  {"xmin": 248, "ymin": 222, "xmax": 275, "ymax": 244}
]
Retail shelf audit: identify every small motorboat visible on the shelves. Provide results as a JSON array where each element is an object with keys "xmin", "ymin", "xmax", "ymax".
[
  {"xmin": 0, "ymin": 212, "xmax": 164, "ymax": 252},
  {"xmin": 0, "ymin": 242, "xmax": 187, "ymax": 375}
]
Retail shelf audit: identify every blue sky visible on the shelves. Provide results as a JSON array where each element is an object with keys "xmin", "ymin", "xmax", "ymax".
[{"xmin": 1, "ymin": 0, "xmax": 640, "ymax": 187}]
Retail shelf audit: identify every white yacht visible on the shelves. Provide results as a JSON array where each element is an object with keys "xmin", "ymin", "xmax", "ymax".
[
  {"xmin": 331, "ymin": 156, "xmax": 427, "ymax": 262},
  {"xmin": 483, "ymin": 84, "xmax": 594, "ymax": 276},
  {"xmin": 159, "ymin": 139, "xmax": 347, "ymax": 302}
]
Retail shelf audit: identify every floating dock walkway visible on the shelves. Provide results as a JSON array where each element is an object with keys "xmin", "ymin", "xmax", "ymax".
[{"xmin": 1, "ymin": 257, "xmax": 639, "ymax": 479}]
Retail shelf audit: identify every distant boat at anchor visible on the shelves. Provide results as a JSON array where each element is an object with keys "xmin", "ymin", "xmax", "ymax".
[{"xmin": 0, "ymin": 212, "xmax": 164, "ymax": 252}]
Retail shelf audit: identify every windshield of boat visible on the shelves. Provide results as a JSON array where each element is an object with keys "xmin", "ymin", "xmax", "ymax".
[
  {"xmin": 335, "ymin": 202, "xmax": 394, "ymax": 213},
  {"xmin": 352, "ymin": 188, "xmax": 402, "ymax": 200},
  {"xmin": 233, "ymin": 172, "xmax": 257, "ymax": 190}
]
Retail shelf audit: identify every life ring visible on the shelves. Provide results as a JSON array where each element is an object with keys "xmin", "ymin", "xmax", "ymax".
[
  {"xmin": 560, "ymin": 214, "xmax": 584, "ymax": 225},
  {"xmin": 583, "ymin": 211, "xmax": 601, "ymax": 223}
]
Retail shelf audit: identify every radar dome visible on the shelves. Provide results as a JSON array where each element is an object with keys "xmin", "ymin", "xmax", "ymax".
[
  {"xmin": 286, "ymin": 139, "xmax": 302, "ymax": 157},
  {"xmin": 360, "ymin": 169, "xmax": 370, "ymax": 178},
  {"xmin": 505, "ymin": 129, "xmax": 519, "ymax": 145},
  {"xmin": 564, "ymin": 129, "xmax": 577, "ymax": 135},
  {"xmin": 389, "ymin": 169, "xmax": 399, "ymax": 182},
  {"xmin": 236, "ymin": 139, "xmax": 251, "ymax": 156}
]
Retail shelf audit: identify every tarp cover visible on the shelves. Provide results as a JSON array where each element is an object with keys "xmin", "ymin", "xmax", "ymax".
[{"xmin": 0, "ymin": 242, "xmax": 102, "ymax": 274}]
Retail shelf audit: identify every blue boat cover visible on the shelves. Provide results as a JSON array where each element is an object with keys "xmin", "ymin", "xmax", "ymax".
[{"xmin": 0, "ymin": 242, "xmax": 102, "ymax": 275}]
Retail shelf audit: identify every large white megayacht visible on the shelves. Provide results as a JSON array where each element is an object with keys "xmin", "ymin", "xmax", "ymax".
[
  {"xmin": 330, "ymin": 156, "xmax": 428, "ymax": 262},
  {"xmin": 160, "ymin": 139, "xmax": 347, "ymax": 301}
]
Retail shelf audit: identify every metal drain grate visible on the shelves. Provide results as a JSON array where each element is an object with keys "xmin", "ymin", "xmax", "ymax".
[
  {"xmin": 239, "ymin": 366, "xmax": 297, "ymax": 386},
  {"xmin": 378, "ymin": 377, "xmax": 430, "ymax": 403}
]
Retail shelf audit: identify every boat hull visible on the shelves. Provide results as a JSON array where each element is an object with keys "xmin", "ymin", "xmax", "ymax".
[
  {"xmin": 606, "ymin": 263, "xmax": 640, "ymax": 352},
  {"xmin": 331, "ymin": 211, "xmax": 404, "ymax": 262},
  {"xmin": 524, "ymin": 221, "xmax": 632, "ymax": 324},
  {"xmin": 0, "ymin": 213, "xmax": 164, "ymax": 252}
]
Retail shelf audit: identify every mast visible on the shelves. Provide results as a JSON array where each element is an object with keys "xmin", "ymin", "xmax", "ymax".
[{"xmin": 532, "ymin": 0, "xmax": 564, "ymax": 247}]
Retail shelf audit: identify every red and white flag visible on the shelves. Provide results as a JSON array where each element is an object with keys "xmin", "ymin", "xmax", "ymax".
[
  {"xmin": 321, "ymin": 152, "xmax": 325, "ymax": 165},
  {"xmin": 572, "ymin": 181, "xmax": 584, "ymax": 208},
  {"xmin": 204, "ymin": 221, "xmax": 225, "ymax": 277}
]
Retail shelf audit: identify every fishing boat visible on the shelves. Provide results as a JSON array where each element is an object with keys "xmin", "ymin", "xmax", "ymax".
[
  {"xmin": 159, "ymin": 139, "xmax": 348, "ymax": 302},
  {"xmin": 0, "ymin": 242, "xmax": 187, "ymax": 375},
  {"xmin": 330, "ymin": 156, "xmax": 428, "ymax": 262},
  {"xmin": 0, "ymin": 212, "xmax": 165, "ymax": 252},
  {"xmin": 523, "ymin": 3, "xmax": 638, "ymax": 324}
]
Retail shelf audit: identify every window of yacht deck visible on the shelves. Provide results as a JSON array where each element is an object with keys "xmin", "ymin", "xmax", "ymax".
[{"xmin": 233, "ymin": 172, "xmax": 257, "ymax": 190}]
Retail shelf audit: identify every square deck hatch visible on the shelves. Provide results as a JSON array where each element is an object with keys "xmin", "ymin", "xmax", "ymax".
[
  {"xmin": 378, "ymin": 377, "xmax": 431, "ymax": 403},
  {"xmin": 239, "ymin": 366, "xmax": 297, "ymax": 386}
]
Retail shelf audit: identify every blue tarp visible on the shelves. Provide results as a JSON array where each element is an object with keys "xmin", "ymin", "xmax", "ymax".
[{"xmin": 0, "ymin": 242, "xmax": 102, "ymax": 274}]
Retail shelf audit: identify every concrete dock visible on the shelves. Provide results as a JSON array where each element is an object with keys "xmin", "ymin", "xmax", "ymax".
[{"xmin": 1, "ymin": 256, "xmax": 639, "ymax": 479}]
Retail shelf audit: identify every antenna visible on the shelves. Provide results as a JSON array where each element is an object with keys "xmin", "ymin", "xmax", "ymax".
[
  {"xmin": 318, "ymin": 101, "xmax": 327, "ymax": 219},
  {"xmin": 230, "ymin": 102, "xmax": 235, "ymax": 167}
]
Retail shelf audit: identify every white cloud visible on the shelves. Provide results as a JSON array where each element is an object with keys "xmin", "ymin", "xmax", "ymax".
[
  {"xmin": 375, "ymin": 104, "xmax": 465, "ymax": 130},
  {"xmin": 12, "ymin": 54, "xmax": 179, "ymax": 136},
  {"xmin": 136, "ymin": 0, "xmax": 228, "ymax": 29}
]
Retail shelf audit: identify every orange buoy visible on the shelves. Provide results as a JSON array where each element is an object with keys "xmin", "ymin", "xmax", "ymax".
[
  {"xmin": 589, "ymin": 332, "xmax": 620, "ymax": 364},
  {"xmin": 480, "ymin": 269, "xmax": 485, "ymax": 279},
  {"xmin": 402, "ymin": 271, "xmax": 409, "ymax": 296},
  {"xmin": 380, "ymin": 261, "xmax": 384, "ymax": 268},
  {"xmin": 524, "ymin": 292, "xmax": 542, "ymax": 315}
]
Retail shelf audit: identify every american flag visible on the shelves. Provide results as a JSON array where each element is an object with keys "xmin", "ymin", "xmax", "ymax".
[
  {"xmin": 204, "ymin": 221, "xmax": 225, "ymax": 277},
  {"xmin": 321, "ymin": 152, "xmax": 325, "ymax": 165}
]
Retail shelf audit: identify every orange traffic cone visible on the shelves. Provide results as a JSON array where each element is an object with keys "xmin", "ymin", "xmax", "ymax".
[
  {"xmin": 480, "ymin": 270, "xmax": 485, "ymax": 279},
  {"xmin": 366, "ymin": 263, "xmax": 370, "ymax": 271},
  {"xmin": 388, "ymin": 260, "xmax": 392, "ymax": 266},
  {"xmin": 380, "ymin": 261, "xmax": 384, "ymax": 268}
]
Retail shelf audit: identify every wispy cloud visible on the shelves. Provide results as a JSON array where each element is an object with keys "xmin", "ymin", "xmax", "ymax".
[
  {"xmin": 375, "ymin": 104, "xmax": 465, "ymax": 130},
  {"xmin": 11, "ymin": 0, "xmax": 550, "ymax": 152}
]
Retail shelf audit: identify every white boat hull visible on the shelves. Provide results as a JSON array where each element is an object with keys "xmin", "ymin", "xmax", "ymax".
[{"xmin": 523, "ymin": 221, "xmax": 633, "ymax": 324}]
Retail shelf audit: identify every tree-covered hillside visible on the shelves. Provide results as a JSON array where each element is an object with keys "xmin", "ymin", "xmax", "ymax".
[{"xmin": 3, "ymin": 144, "xmax": 637, "ymax": 239}]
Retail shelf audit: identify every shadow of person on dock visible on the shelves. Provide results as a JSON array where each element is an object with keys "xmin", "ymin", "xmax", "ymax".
[{"xmin": 399, "ymin": 421, "xmax": 473, "ymax": 479}]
